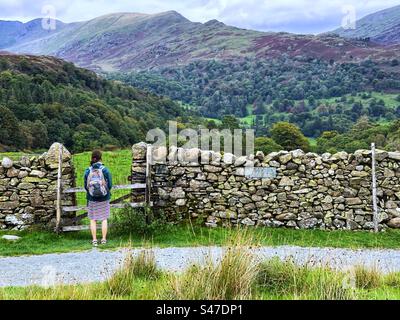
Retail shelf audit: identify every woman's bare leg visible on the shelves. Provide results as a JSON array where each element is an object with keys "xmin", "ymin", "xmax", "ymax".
[
  {"xmin": 102, "ymin": 220, "xmax": 108, "ymax": 241},
  {"xmin": 90, "ymin": 220, "xmax": 97, "ymax": 241}
]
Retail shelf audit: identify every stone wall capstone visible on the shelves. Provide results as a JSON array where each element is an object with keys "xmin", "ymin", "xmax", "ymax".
[
  {"xmin": 132, "ymin": 143, "xmax": 400, "ymax": 231},
  {"xmin": 0, "ymin": 143, "xmax": 75, "ymax": 230}
]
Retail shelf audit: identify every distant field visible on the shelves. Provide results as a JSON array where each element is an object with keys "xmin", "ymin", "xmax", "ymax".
[{"xmin": 72, "ymin": 150, "xmax": 132, "ymax": 206}]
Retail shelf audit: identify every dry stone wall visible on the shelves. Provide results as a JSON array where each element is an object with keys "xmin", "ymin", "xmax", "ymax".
[
  {"xmin": 0, "ymin": 143, "xmax": 75, "ymax": 230},
  {"xmin": 132, "ymin": 143, "xmax": 400, "ymax": 231}
]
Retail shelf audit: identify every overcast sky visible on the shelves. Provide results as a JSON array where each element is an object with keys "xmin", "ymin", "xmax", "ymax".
[{"xmin": 0, "ymin": 0, "xmax": 399, "ymax": 34}]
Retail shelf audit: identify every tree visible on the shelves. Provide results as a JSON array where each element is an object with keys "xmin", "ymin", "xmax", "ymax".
[
  {"xmin": 270, "ymin": 122, "xmax": 310, "ymax": 152},
  {"xmin": 0, "ymin": 105, "xmax": 24, "ymax": 149},
  {"xmin": 221, "ymin": 115, "xmax": 240, "ymax": 131},
  {"xmin": 255, "ymin": 137, "xmax": 282, "ymax": 155}
]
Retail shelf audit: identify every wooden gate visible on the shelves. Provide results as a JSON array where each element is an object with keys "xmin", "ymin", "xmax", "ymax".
[{"xmin": 55, "ymin": 146, "xmax": 153, "ymax": 232}]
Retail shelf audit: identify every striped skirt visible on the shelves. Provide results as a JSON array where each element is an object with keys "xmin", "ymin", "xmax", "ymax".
[{"xmin": 88, "ymin": 201, "xmax": 110, "ymax": 221}]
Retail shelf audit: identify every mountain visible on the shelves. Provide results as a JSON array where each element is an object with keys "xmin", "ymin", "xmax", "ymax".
[
  {"xmin": 2, "ymin": 11, "xmax": 399, "ymax": 73},
  {"xmin": 1, "ymin": 10, "xmax": 400, "ymax": 141},
  {"xmin": 0, "ymin": 19, "xmax": 74, "ymax": 49},
  {"xmin": 332, "ymin": 5, "xmax": 400, "ymax": 45},
  {"xmin": 0, "ymin": 53, "xmax": 189, "ymax": 152}
]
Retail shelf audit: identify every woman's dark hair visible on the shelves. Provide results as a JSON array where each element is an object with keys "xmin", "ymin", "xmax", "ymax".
[{"xmin": 91, "ymin": 150, "xmax": 102, "ymax": 165}]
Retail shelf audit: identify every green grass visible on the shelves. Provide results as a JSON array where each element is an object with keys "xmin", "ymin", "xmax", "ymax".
[
  {"xmin": 2, "ymin": 225, "xmax": 400, "ymax": 257},
  {"xmin": 72, "ymin": 149, "xmax": 132, "ymax": 206}
]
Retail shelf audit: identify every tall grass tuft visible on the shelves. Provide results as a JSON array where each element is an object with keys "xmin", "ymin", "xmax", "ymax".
[
  {"xmin": 354, "ymin": 266, "xmax": 381, "ymax": 290},
  {"xmin": 106, "ymin": 249, "xmax": 161, "ymax": 297},
  {"xmin": 256, "ymin": 258, "xmax": 354, "ymax": 300},
  {"xmin": 384, "ymin": 272, "xmax": 400, "ymax": 288},
  {"xmin": 168, "ymin": 231, "xmax": 259, "ymax": 300}
]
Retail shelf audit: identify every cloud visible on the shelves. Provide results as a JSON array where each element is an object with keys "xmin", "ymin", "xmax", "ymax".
[{"xmin": 0, "ymin": 0, "xmax": 398, "ymax": 34}]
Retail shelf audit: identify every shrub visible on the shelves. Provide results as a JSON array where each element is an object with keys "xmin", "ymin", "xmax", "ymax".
[
  {"xmin": 354, "ymin": 266, "xmax": 381, "ymax": 290},
  {"xmin": 384, "ymin": 273, "xmax": 400, "ymax": 288},
  {"xmin": 255, "ymin": 137, "xmax": 283, "ymax": 155},
  {"xmin": 167, "ymin": 233, "xmax": 258, "ymax": 300},
  {"xmin": 106, "ymin": 249, "xmax": 161, "ymax": 296},
  {"xmin": 111, "ymin": 205, "xmax": 168, "ymax": 236},
  {"xmin": 270, "ymin": 122, "xmax": 310, "ymax": 152},
  {"xmin": 256, "ymin": 258, "xmax": 353, "ymax": 300}
]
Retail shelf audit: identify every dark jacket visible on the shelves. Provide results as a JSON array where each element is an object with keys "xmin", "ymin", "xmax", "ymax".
[{"xmin": 84, "ymin": 162, "xmax": 113, "ymax": 202}]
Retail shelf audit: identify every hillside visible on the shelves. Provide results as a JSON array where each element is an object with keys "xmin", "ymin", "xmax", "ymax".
[
  {"xmin": 332, "ymin": 5, "xmax": 400, "ymax": 45},
  {"xmin": 0, "ymin": 53, "xmax": 188, "ymax": 152},
  {"xmin": 1, "ymin": 10, "xmax": 400, "ymax": 139},
  {"xmin": 2, "ymin": 11, "xmax": 400, "ymax": 72}
]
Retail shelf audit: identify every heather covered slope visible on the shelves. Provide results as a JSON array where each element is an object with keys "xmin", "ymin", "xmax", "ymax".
[
  {"xmin": 2, "ymin": 11, "xmax": 400, "ymax": 72},
  {"xmin": 332, "ymin": 5, "xmax": 400, "ymax": 45}
]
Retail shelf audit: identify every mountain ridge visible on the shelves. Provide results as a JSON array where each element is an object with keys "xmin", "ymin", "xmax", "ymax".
[
  {"xmin": 332, "ymin": 4, "xmax": 400, "ymax": 44},
  {"xmin": 3, "ymin": 10, "xmax": 399, "ymax": 72}
]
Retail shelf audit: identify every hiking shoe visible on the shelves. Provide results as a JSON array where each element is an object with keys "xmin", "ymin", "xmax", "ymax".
[{"xmin": 92, "ymin": 240, "xmax": 98, "ymax": 247}]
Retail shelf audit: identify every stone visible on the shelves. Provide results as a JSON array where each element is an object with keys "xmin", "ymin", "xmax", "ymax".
[
  {"xmin": 332, "ymin": 151, "xmax": 348, "ymax": 161},
  {"xmin": 1, "ymin": 235, "xmax": 21, "ymax": 241},
  {"xmin": 241, "ymin": 218, "xmax": 256, "ymax": 226},
  {"xmin": 286, "ymin": 162, "xmax": 298, "ymax": 170},
  {"xmin": 255, "ymin": 151, "xmax": 265, "ymax": 161},
  {"xmin": 297, "ymin": 218, "xmax": 319, "ymax": 229},
  {"xmin": 6, "ymin": 168, "xmax": 19, "ymax": 178},
  {"xmin": 1, "ymin": 157, "xmax": 13, "ymax": 169},
  {"xmin": 204, "ymin": 165, "xmax": 222, "ymax": 173},
  {"xmin": 132, "ymin": 142, "xmax": 148, "ymax": 160},
  {"xmin": 291, "ymin": 149, "xmax": 305, "ymax": 158},
  {"xmin": 44, "ymin": 143, "xmax": 72, "ymax": 163},
  {"xmin": 29, "ymin": 190, "xmax": 43, "ymax": 207},
  {"xmin": 276, "ymin": 213, "xmax": 297, "ymax": 221},
  {"xmin": 180, "ymin": 148, "xmax": 200, "ymax": 164},
  {"xmin": 29, "ymin": 170, "xmax": 46, "ymax": 178},
  {"xmin": 388, "ymin": 152, "xmax": 400, "ymax": 161},
  {"xmin": 170, "ymin": 188, "xmax": 185, "ymax": 199},
  {"xmin": 388, "ymin": 218, "xmax": 400, "ymax": 229},
  {"xmin": 171, "ymin": 167, "xmax": 185, "ymax": 176},
  {"xmin": 190, "ymin": 180, "xmax": 210, "ymax": 190},
  {"xmin": 0, "ymin": 201, "xmax": 19, "ymax": 210},
  {"xmin": 223, "ymin": 153, "xmax": 235, "ymax": 165},
  {"xmin": 351, "ymin": 171, "xmax": 369, "ymax": 178},
  {"xmin": 20, "ymin": 156, "xmax": 31, "ymax": 167},
  {"xmin": 279, "ymin": 176, "xmax": 294, "ymax": 187},
  {"xmin": 22, "ymin": 177, "xmax": 49, "ymax": 183},
  {"xmin": 5, "ymin": 215, "xmax": 23, "ymax": 226},
  {"xmin": 17, "ymin": 171, "xmax": 29, "ymax": 179},
  {"xmin": 176, "ymin": 199, "xmax": 186, "ymax": 207},
  {"xmin": 375, "ymin": 150, "xmax": 389, "ymax": 161},
  {"xmin": 151, "ymin": 146, "xmax": 168, "ymax": 163},
  {"xmin": 279, "ymin": 153, "xmax": 292, "ymax": 164},
  {"xmin": 346, "ymin": 198, "xmax": 363, "ymax": 206},
  {"xmin": 234, "ymin": 156, "xmax": 247, "ymax": 167},
  {"xmin": 293, "ymin": 188, "xmax": 312, "ymax": 194},
  {"xmin": 384, "ymin": 168, "xmax": 395, "ymax": 178}
]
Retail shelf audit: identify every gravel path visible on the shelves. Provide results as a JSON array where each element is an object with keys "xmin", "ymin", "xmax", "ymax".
[{"xmin": 2, "ymin": 246, "xmax": 400, "ymax": 287}]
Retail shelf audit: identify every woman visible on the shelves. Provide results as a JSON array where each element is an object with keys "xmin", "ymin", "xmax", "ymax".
[{"xmin": 84, "ymin": 150, "xmax": 113, "ymax": 247}]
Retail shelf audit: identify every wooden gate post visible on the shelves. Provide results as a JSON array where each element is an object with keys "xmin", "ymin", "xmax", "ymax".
[
  {"xmin": 371, "ymin": 143, "xmax": 379, "ymax": 233},
  {"xmin": 145, "ymin": 145, "xmax": 152, "ymax": 206},
  {"xmin": 55, "ymin": 144, "xmax": 63, "ymax": 232}
]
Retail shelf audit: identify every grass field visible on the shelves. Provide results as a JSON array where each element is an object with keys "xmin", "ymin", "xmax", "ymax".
[
  {"xmin": 72, "ymin": 150, "xmax": 132, "ymax": 206},
  {"xmin": 2, "ymin": 224, "xmax": 400, "ymax": 257}
]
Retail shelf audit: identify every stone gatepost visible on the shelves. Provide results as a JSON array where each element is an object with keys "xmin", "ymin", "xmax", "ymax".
[{"xmin": 0, "ymin": 143, "xmax": 75, "ymax": 230}]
